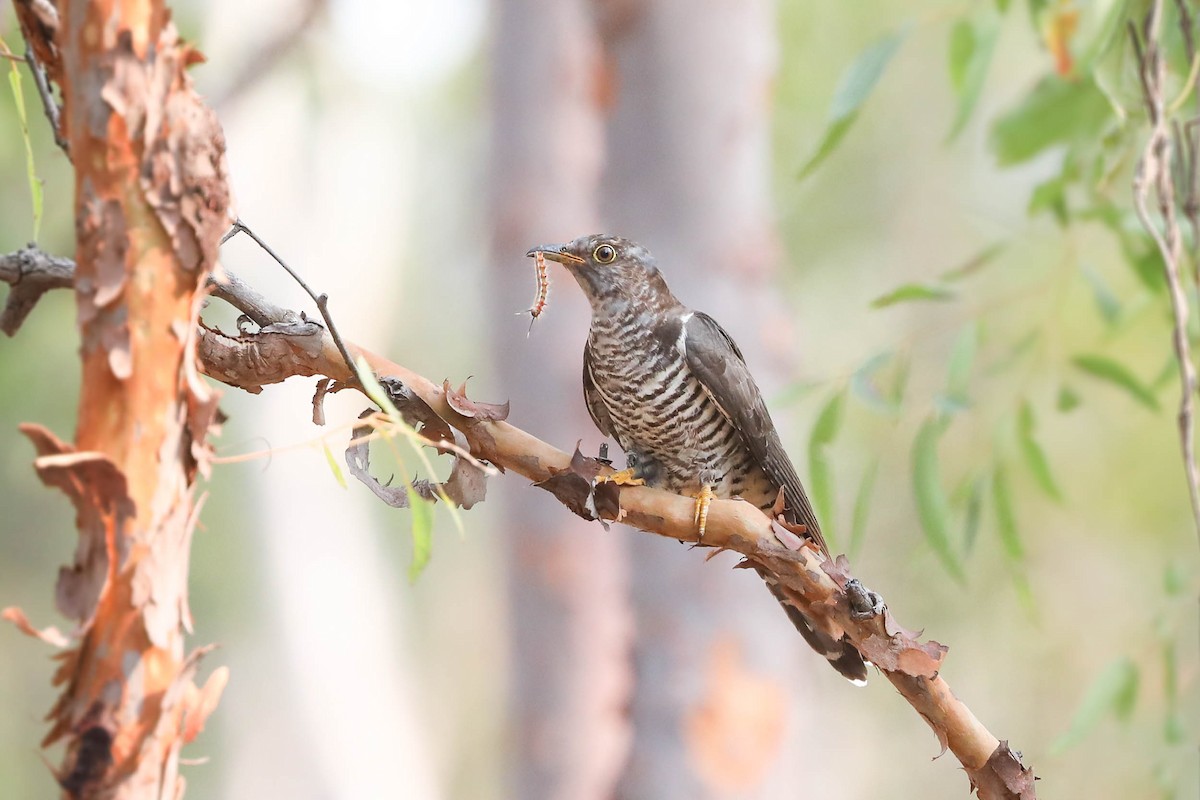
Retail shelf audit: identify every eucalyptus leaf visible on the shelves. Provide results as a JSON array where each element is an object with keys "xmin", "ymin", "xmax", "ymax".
[
  {"xmin": 1057, "ymin": 384, "xmax": 1082, "ymax": 412},
  {"xmin": 1082, "ymin": 265, "xmax": 1121, "ymax": 325},
  {"xmin": 1051, "ymin": 658, "xmax": 1139, "ymax": 754},
  {"xmin": 912, "ymin": 417, "xmax": 965, "ymax": 582},
  {"xmin": 945, "ymin": 322, "xmax": 979, "ymax": 409},
  {"xmin": 1072, "ymin": 354, "xmax": 1160, "ymax": 410},
  {"xmin": 849, "ymin": 459, "xmax": 878, "ymax": 559},
  {"xmin": 406, "ymin": 481, "xmax": 434, "ymax": 582},
  {"xmin": 808, "ymin": 390, "xmax": 845, "ymax": 544},
  {"xmin": 871, "ymin": 283, "xmax": 955, "ymax": 308},
  {"xmin": 322, "ymin": 441, "xmax": 348, "ymax": 489},
  {"xmin": 991, "ymin": 75, "xmax": 1111, "ymax": 165},
  {"xmin": 939, "ymin": 242, "xmax": 1006, "ymax": 282},
  {"xmin": 5, "ymin": 54, "xmax": 43, "ymax": 241},
  {"xmin": 799, "ymin": 28, "xmax": 908, "ymax": 180},
  {"xmin": 851, "ymin": 351, "xmax": 899, "ymax": 413},
  {"xmin": 962, "ymin": 475, "xmax": 986, "ymax": 555},
  {"xmin": 992, "ymin": 466, "xmax": 1024, "ymax": 560},
  {"xmin": 1017, "ymin": 401, "xmax": 1063, "ymax": 501},
  {"xmin": 947, "ymin": 12, "xmax": 1001, "ymax": 141}
]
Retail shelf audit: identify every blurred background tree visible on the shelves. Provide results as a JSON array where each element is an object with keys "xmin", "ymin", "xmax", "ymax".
[{"xmin": 0, "ymin": 0, "xmax": 1197, "ymax": 798}]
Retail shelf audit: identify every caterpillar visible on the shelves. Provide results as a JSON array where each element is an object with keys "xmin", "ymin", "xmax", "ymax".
[{"xmin": 519, "ymin": 249, "xmax": 550, "ymax": 335}]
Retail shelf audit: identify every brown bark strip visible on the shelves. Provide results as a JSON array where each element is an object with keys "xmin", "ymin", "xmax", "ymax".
[{"xmin": 2, "ymin": 0, "xmax": 232, "ymax": 796}]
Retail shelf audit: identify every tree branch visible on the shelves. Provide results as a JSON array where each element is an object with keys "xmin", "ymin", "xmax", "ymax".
[
  {"xmin": 1, "ymin": 246, "xmax": 1037, "ymax": 798},
  {"xmin": 1129, "ymin": 5, "xmax": 1200, "ymax": 548}
]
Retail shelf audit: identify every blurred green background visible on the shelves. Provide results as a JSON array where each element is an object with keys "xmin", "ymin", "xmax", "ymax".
[{"xmin": 1, "ymin": 0, "xmax": 1197, "ymax": 798}]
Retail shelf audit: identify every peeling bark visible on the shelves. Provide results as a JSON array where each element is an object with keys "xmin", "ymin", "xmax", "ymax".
[{"xmin": 5, "ymin": 1, "xmax": 232, "ymax": 796}]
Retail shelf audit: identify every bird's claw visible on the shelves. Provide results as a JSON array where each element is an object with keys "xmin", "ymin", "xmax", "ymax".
[
  {"xmin": 597, "ymin": 467, "xmax": 645, "ymax": 486},
  {"xmin": 692, "ymin": 484, "xmax": 715, "ymax": 541}
]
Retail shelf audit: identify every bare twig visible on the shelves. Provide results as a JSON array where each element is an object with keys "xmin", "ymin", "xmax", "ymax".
[
  {"xmin": 222, "ymin": 218, "xmax": 359, "ymax": 383},
  {"xmin": 0, "ymin": 245, "xmax": 1037, "ymax": 799},
  {"xmin": 23, "ymin": 48, "xmax": 66, "ymax": 156},
  {"xmin": 1130, "ymin": 2, "xmax": 1200, "ymax": 547},
  {"xmin": 0, "ymin": 245, "xmax": 74, "ymax": 334}
]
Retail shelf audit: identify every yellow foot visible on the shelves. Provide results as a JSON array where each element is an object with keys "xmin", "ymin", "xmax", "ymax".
[
  {"xmin": 598, "ymin": 467, "xmax": 645, "ymax": 486},
  {"xmin": 692, "ymin": 484, "xmax": 716, "ymax": 541}
]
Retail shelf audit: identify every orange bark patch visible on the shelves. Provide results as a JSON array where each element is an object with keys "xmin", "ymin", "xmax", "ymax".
[{"xmin": 685, "ymin": 635, "xmax": 788, "ymax": 793}]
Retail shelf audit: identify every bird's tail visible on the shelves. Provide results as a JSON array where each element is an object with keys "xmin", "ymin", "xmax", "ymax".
[{"xmin": 763, "ymin": 577, "xmax": 868, "ymax": 684}]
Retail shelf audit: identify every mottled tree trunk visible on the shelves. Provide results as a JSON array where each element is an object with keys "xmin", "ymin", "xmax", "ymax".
[
  {"xmin": 20, "ymin": 1, "xmax": 230, "ymax": 796},
  {"xmin": 488, "ymin": 2, "xmax": 633, "ymax": 798},
  {"xmin": 597, "ymin": 2, "xmax": 811, "ymax": 797}
]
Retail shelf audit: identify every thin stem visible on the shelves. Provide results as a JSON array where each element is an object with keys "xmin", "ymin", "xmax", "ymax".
[
  {"xmin": 221, "ymin": 218, "xmax": 359, "ymax": 383},
  {"xmin": 1130, "ymin": 1, "xmax": 1200, "ymax": 547}
]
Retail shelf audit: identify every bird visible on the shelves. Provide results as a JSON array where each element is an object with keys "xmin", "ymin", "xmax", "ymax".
[{"xmin": 526, "ymin": 234, "xmax": 868, "ymax": 683}]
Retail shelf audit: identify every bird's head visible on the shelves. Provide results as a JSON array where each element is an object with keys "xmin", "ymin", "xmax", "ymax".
[{"xmin": 526, "ymin": 234, "xmax": 680, "ymax": 316}]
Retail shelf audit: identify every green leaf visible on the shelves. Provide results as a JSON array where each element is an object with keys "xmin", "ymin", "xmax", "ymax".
[
  {"xmin": 946, "ymin": 13, "xmax": 1001, "ymax": 141},
  {"xmin": 798, "ymin": 28, "xmax": 908, "ymax": 180},
  {"xmin": 322, "ymin": 441, "xmax": 348, "ymax": 489},
  {"xmin": 1028, "ymin": 173, "xmax": 1070, "ymax": 225},
  {"xmin": 889, "ymin": 354, "xmax": 911, "ymax": 409},
  {"xmin": 1051, "ymin": 658, "xmax": 1139, "ymax": 754},
  {"xmin": 1017, "ymin": 401, "xmax": 1062, "ymax": 501},
  {"xmin": 1074, "ymin": 0, "xmax": 1131, "ymax": 73},
  {"xmin": 1082, "ymin": 264, "xmax": 1121, "ymax": 325},
  {"xmin": 808, "ymin": 390, "xmax": 845, "ymax": 544},
  {"xmin": 947, "ymin": 20, "xmax": 975, "ymax": 92},
  {"xmin": 962, "ymin": 474, "xmax": 986, "ymax": 555},
  {"xmin": 870, "ymin": 283, "xmax": 955, "ymax": 308},
  {"xmin": 1057, "ymin": 384, "xmax": 1082, "ymax": 412},
  {"xmin": 944, "ymin": 321, "xmax": 979, "ymax": 409},
  {"xmin": 405, "ymin": 481, "xmax": 434, "ymax": 582},
  {"xmin": 849, "ymin": 459, "xmax": 878, "ymax": 559},
  {"xmin": 5, "ymin": 49, "xmax": 43, "ymax": 241},
  {"xmin": 991, "ymin": 466, "xmax": 1024, "ymax": 560},
  {"xmin": 1163, "ymin": 562, "xmax": 1189, "ymax": 596},
  {"xmin": 939, "ymin": 242, "xmax": 1006, "ymax": 282},
  {"xmin": 1072, "ymin": 354, "xmax": 1160, "ymax": 410},
  {"xmin": 851, "ymin": 352, "xmax": 899, "ymax": 414},
  {"xmin": 990, "ymin": 75, "xmax": 1112, "ymax": 165},
  {"xmin": 356, "ymin": 356, "xmax": 402, "ymax": 420},
  {"xmin": 912, "ymin": 417, "xmax": 965, "ymax": 582}
]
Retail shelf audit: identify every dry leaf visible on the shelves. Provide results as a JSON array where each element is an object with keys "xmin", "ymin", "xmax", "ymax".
[
  {"xmin": 2, "ymin": 606, "xmax": 69, "ymax": 647},
  {"xmin": 443, "ymin": 378, "xmax": 510, "ymax": 422}
]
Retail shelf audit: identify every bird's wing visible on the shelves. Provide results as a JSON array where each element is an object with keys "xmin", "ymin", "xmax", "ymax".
[
  {"xmin": 682, "ymin": 311, "xmax": 828, "ymax": 556},
  {"xmin": 583, "ymin": 340, "xmax": 618, "ymax": 440}
]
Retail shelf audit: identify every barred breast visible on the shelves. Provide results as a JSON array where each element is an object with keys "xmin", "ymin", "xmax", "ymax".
[{"xmin": 585, "ymin": 310, "xmax": 778, "ymax": 509}]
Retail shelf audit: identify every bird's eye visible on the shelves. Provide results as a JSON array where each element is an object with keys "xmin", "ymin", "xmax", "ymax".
[{"xmin": 593, "ymin": 244, "xmax": 617, "ymax": 264}]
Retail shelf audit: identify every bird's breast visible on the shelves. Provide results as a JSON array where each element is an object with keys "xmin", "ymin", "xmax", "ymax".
[{"xmin": 586, "ymin": 317, "xmax": 774, "ymax": 505}]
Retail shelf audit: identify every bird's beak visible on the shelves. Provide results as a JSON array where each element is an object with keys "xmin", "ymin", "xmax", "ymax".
[{"xmin": 526, "ymin": 243, "xmax": 584, "ymax": 265}]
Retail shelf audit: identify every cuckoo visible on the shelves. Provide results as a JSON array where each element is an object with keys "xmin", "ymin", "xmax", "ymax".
[{"xmin": 527, "ymin": 234, "xmax": 868, "ymax": 683}]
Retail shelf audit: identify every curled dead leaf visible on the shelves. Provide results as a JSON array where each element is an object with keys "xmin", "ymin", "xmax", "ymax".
[
  {"xmin": 534, "ymin": 443, "xmax": 613, "ymax": 525},
  {"xmin": 882, "ymin": 607, "xmax": 925, "ymax": 640},
  {"xmin": 820, "ymin": 554, "xmax": 853, "ymax": 587},
  {"xmin": 857, "ymin": 633, "xmax": 947, "ymax": 679},
  {"xmin": 346, "ymin": 415, "xmax": 488, "ymax": 510},
  {"xmin": 443, "ymin": 378, "xmax": 510, "ymax": 422},
  {"xmin": 2, "ymin": 606, "xmax": 69, "ymax": 647}
]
